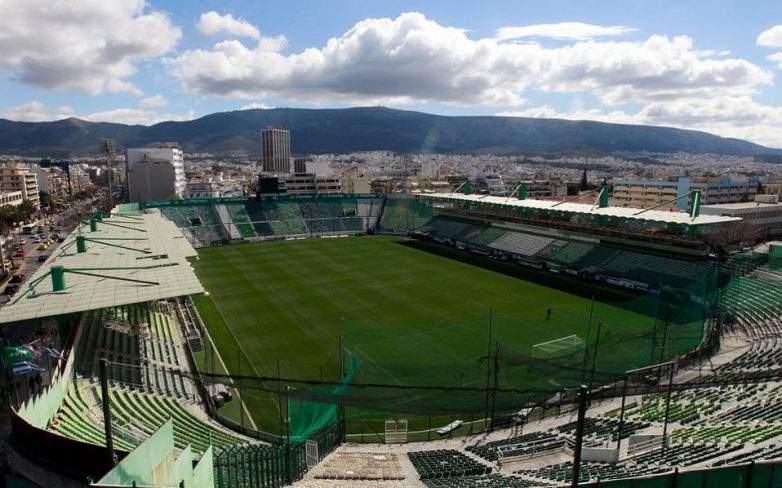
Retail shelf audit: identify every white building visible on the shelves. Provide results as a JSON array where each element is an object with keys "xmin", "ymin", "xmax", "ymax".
[
  {"xmin": 125, "ymin": 144, "xmax": 186, "ymax": 202},
  {"xmin": 0, "ymin": 164, "xmax": 39, "ymax": 208},
  {"xmin": 185, "ymin": 181, "xmax": 222, "ymax": 199},
  {"xmin": 0, "ymin": 191, "xmax": 24, "ymax": 207},
  {"xmin": 701, "ymin": 195, "xmax": 782, "ymax": 238}
]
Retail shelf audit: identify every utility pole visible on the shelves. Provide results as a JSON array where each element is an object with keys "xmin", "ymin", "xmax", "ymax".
[
  {"xmin": 99, "ymin": 358, "xmax": 117, "ymax": 467},
  {"xmin": 571, "ymin": 385, "xmax": 589, "ymax": 488},
  {"xmin": 99, "ymin": 138, "xmax": 116, "ymax": 210}
]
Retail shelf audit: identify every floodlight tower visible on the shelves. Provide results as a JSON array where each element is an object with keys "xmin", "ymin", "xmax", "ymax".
[{"xmin": 99, "ymin": 138, "xmax": 116, "ymax": 209}]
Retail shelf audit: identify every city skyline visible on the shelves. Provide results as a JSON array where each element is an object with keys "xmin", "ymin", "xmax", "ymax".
[{"xmin": 0, "ymin": 1, "xmax": 781, "ymax": 147}]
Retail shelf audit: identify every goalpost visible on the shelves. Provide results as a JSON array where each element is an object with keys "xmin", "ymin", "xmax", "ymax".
[{"xmin": 532, "ymin": 334, "xmax": 586, "ymax": 359}]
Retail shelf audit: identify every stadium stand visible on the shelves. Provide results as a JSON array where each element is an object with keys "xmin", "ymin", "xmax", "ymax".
[
  {"xmin": 309, "ymin": 452, "xmax": 405, "ymax": 480},
  {"xmin": 466, "ymin": 432, "xmax": 563, "ymax": 462},
  {"xmin": 214, "ymin": 204, "xmax": 242, "ymax": 239},
  {"xmin": 515, "ymin": 444, "xmax": 740, "ymax": 484},
  {"xmin": 470, "ymin": 227, "xmax": 506, "ymax": 246},
  {"xmin": 408, "ymin": 449, "xmax": 492, "ymax": 479},
  {"xmin": 713, "ymin": 443, "xmax": 782, "ymax": 466},
  {"xmin": 106, "ymin": 387, "xmax": 246, "ymax": 454},
  {"xmin": 422, "ymin": 474, "xmax": 546, "ymax": 487},
  {"xmin": 75, "ymin": 303, "xmax": 193, "ymax": 399},
  {"xmin": 226, "ymin": 204, "xmax": 257, "ymax": 238},
  {"xmin": 159, "ymin": 205, "xmax": 227, "ymax": 246},
  {"xmin": 546, "ymin": 241, "xmax": 595, "ymax": 266},
  {"xmin": 555, "ymin": 417, "xmax": 651, "ymax": 442},
  {"xmin": 488, "ymin": 232, "xmax": 554, "ymax": 257},
  {"xmin": 425, "ymin": 218, "xmax": 485, "ymax": 242},
  {"xmin": 379, "ymin": 196, "xmax": 433, "ymax": 232}
]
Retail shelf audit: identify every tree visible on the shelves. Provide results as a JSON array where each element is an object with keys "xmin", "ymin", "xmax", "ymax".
[
  {"xmin": 17, "ymin": 200, "xmax": 36, "ymax": 221},
  {"xmin": 702, "ymin": 220, "xmax": 764, "ymax": 258},
  {"xmin": 39, "ymin": 191, "xmax": 55, "ymax": 209},
  {"xmin": 579, "ymin": 168, "xmax": 588, "ymax": 192}
]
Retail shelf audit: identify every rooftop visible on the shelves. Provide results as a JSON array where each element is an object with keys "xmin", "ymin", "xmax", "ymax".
[
  {"xmin": 0, "ymin": 209, "xmax": 203, "ymax": 323},
  {"xmin": 700, "ymin": 201, "xmax": 781, "ymax": 210},
  {"xmin": 423, "ymin": 193, "xmax": 742, "ymax": 227}
]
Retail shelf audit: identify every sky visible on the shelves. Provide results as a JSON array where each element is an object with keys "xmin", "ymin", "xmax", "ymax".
[{"xmin": 1, "ymin": 0, "xmax": 781, "ymax": 148}]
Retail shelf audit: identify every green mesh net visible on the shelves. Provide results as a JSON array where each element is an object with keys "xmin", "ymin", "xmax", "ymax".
[{"xmin": 284, "ymin": 268, "xmax": 719, "ymax": 433}]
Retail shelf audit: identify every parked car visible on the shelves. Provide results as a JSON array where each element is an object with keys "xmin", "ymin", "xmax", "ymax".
[
  {"xmin": 3, "ymin": 285, "xmax": 18, "ymax": 296},
  {"xmin": 19, "ymin": 238, "xmax": 27, "ymax": 245},
  {"xmin": 9, "ymin": 274, "xmax": 24, "ymax": 283},
  {"xmin": 14, "ymin": 249, "xmax": 24, "ymax": 257},
  {"xmin": 37, "ymin": 255, "xmax": 48, "ymax": 263}
]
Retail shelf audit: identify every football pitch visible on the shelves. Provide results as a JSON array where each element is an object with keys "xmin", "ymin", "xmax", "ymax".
[{"xmin": 192, "ymin": 236, "xmax": 701, "ymax": 434}]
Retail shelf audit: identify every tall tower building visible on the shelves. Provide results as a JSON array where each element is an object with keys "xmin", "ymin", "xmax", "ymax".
[{"xmin": 261, "ymin": 128, "xmax": 291, "ymax": 174}]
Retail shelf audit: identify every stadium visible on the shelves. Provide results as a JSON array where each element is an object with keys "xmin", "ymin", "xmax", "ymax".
[{"xmin": 2, "ymin": 188, "xmax": 782, "ymax": 487}]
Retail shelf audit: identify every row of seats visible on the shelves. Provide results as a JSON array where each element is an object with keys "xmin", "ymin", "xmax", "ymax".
[
  {"xmin": 671, "ymin": 424, "xmax": 782, "ymax": 445},
  {"xmin": 226, "ymin": 204, "xmax": 257, "ymax": 238},
  {"xmin": 242, "ymin": 199, "xmax": 372, "ymax": 237},
  {"xmin": 48, "ymin": 382, "xmax": 137, "ymax": 451},
  {"xmin": 76, "ymin": 303, "xmax": 190, "ymax": 398},
  {"xmin": 159, "ymin": 206, "xmax": 227, "ymax": 246},
  {"xmin": 545, "ymin": 241, "xmax": 595, "ymax": 266},
  {"xmin": 516, "ymin": 444, "xmax": 738, "ymax": 484},
  {"xmin": 556, "ymin": 417, "xmax": 650, "ymax": 442},
  {"xmin": 469, "ymin": 228, "xmax": 506, "ymax": 246},
  {"xmin": 488, "ymin": 232, "xmax": 554, "ymax": 257},
  {"xmin": 713, "ymin": 443, "xmax": 782, "ymax": 466},
  {"xmin": 106, "ymin": 387, "xmax": 246, "ymax": 455},
  {"xmin": 75, "ymin": 309, "xmax": 142, "ymax": 387},
  {"xmin": 423, "ymin": 474, "xmax": 545, "ymax": 487},
  {"xmin": 408, "ymin": 450, "xmax": 491, "ymax": 480},
  {"xmin": 466, "ymin": 431, "xmax": 561, "ymax": 462},
  {"xmin": 720, "ymin": 336, "xmax": 782, "ymax": 371},
  {"xmin": 425, "ymin": 218, "xmax": 485, "ymax": 242},
  {"xmin": 516, "ymin": 460, "xmax": 667, "ymax": 485},
  {"xmin": 618, "ymin": 390, "xmax": 724, "ymax": 425},
  {"xmin": 378, "ymin": 198, "xmax": 434, "ymax": 232}
]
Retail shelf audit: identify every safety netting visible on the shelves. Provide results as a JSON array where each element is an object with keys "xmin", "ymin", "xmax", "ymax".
[{"xmin": 285, "ymin": 267, "xmax": 720, "ymax": 434}]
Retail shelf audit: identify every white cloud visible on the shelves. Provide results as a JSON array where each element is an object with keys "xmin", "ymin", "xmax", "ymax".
[
  {"xmin": 495, "ymin": 22, "xmax": 636, "ymax": 42},
  {"xmin": 0, "ymin": 0, "xmax": 181, "ymax": 95},
  {"xmin": 240, "ymin": 102, "xmax": 272, "ymax": 110},
  {"xmin": 165, "ymin": 12, "xmax": 769, "ymax": 108},
  {"xmin": 140, "ymin": 95, "xmax": 169, "ymax": 107},
  {"xmin": 197, "ymin": 11, "xmax": 261, "ymax": 40},
  {"xmin": 536, "ymin": 35, "xmax": 771, "ymax": 104},
  {"xmin": 769, "ymin": 52, "xmax": 782, "ymax": 68},
  {"xmin": 0, "ymin": 101, "xmax": 195, "ymax": 126},
  {"xmin": 497, "ymin": 106, "xmax": 638, "ymax": 124},
  {"xmin": 757, "ymin": 25, "xmax": 782, "ymax": 47},
  {"xmin": 82, "ymin": 108, "xmax": 197, "ymax": 126},
  {"xmin": 0, "ymin": 101, "xmax": 74, "ymax": 122},
  {"xmin": 499, "ymin": 96, "xmax": 782, "ymax": 148}
]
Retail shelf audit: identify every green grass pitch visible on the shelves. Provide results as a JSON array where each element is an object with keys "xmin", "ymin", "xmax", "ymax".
[{"xmin": 192, "ymin": 236, "xmax": 699, "ymax": 434}]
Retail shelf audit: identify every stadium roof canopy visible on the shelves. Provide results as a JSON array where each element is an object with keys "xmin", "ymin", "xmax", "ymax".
[
  {"xmin": 422, "ymin": 193, "xmax": 742, "ymax": 227},
  {"xmin": 0, "ymin": 210, "xmax": 204, "ymax": 323}
]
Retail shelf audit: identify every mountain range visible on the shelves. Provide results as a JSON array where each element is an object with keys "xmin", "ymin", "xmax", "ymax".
[{"xmin": 0, "ymin": 107, "xmax": 779, "ymax": 158}]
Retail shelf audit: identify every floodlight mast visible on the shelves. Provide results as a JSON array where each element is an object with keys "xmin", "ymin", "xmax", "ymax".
[{"xmin": 99, "ymin": 138, "xmax": 116, "ymax": 210}]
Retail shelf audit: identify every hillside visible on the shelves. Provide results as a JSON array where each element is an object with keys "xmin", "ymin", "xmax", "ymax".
[{"xmin": 0, "ymin": 107, "xmax": 778, "ymax": 157}]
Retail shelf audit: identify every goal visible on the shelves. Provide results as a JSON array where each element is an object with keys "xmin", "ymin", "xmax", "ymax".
[{"xmin": 532, "ymin": 335, "xmax": 586, "ymax": 359}]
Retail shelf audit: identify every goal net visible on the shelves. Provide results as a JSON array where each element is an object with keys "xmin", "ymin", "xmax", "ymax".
[{"xmin": 532, "ymin": 335, "xmax": 586, "ymax": 359}]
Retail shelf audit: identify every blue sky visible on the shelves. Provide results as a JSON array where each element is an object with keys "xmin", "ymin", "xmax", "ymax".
[{"xmin": 1, "ymin": 0, "xmax": 781, "ymax": 147}]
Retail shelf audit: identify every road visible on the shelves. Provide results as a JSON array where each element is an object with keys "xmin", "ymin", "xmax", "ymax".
[{"xmin": 0, "ymin": 197, "xmax": 101, "ymax": 306}]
